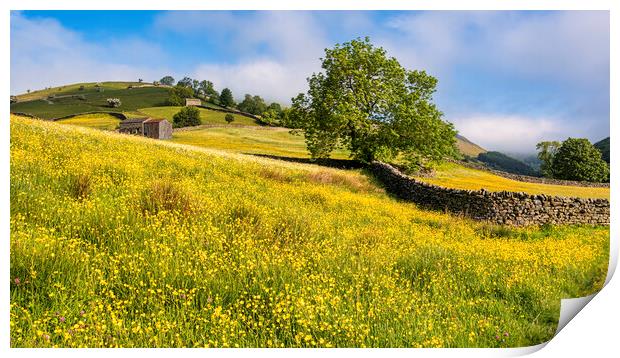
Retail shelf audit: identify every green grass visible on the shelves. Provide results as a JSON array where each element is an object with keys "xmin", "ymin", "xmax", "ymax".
[
  {"xmin": 138, "ymin": 106, "xmax": 260, "ymax": 126},
  {"xmin": 10, "ymin": 115, "xmax": 609, "ymax": 348},
  {"xmin": 171, "ymin": 126, "xmax": 350, "ymax": 159},
  {"xmin": 417, "ymin": 162, "xmax": 609, "ymax": 199},
  {"xmin": 57, "ymin": 113, "xmax": 121, "ymax": 131},
  {"xmin": 11, "ymin": 86, "xmax": 170, "ymax": 120},
  {"xmin": 14, "ymin": 81, "xmax": 150, "ymax": 102}
]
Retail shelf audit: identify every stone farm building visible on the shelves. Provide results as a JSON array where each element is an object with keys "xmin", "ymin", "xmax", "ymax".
[
  {"xmin": 185, "ymin": 98, "xmax": 202, "ymax": 106},
  {"xmin": 118, "ymin": 118, "xmax": 172, "ymax": 140}
]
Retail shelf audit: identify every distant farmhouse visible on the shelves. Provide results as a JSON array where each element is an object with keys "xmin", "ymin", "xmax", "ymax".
[
  {"xmin": 185, "ymin": 98, "xmax": 201, "ymax": 106},
  {"xmin": 119, "ymin": 118, "xmax": 172, "ymax": 140}
]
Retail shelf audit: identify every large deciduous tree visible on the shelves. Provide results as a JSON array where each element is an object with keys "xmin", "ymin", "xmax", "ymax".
[
  {"xmin": 551, "ymin": 138, "xmax": 609, "ymax": 182},
  {"xmin": 290, "ymin": 37, "xmax": 457, "ymax": 166}
]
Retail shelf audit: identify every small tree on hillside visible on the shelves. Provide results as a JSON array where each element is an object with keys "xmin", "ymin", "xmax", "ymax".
[
  {"xmin": 198, "ymin": 80, "xmax": 219, "ymax": 100},
  {"xmin": 160, "ymin": 76, "xmax": 175, "ymax": 86},
  {"xmin": 173, "ymin": 106, "xmax": 201, "ymax": 128},
  {"xmin": 551, "ymin": 138, "xmax": 609, "ymax": 182},
  {"xmin": 219, "ymin": 88, "xmax": 235, "ymax": 108},
  {"xmin": 225, "ymin": 113, "xmax": 235, "ymax": 124},
  {"xmin": 291, "ymin": 37, "xmax": 457, "ymax": 166},
  {"xmin": 178, "ymin": 77, "xmax": 193, "ymax": 88}
]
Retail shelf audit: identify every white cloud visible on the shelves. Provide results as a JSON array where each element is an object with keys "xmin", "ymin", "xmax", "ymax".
[
  {"xmin": 381, "ymin": 11, "xmax": 609, "ymax": 87},
  {"xmin": 10, "ymin": 12, "xmax": 170, "ymax": 94},
  {"xmin": 452, "ymin": 114, "xmax": 579, "ymax": 153},
  {"xmin": 193, "ymin": 59, "xmax": 317, "ymax": 104},
  {"xmin": 156, "ymin": 11, "xmax": 329, "ymax": 103}
]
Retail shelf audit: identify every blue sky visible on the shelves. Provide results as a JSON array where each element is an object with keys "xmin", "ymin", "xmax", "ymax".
[{"xmin": 10, "ymin": 10, "xmax": 610, "ymax": 153}]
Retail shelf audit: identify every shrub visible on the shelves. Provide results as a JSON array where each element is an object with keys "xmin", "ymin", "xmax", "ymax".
[
  {"xmin": 68, "ymin": 173, "xmax": 92, "ymax": 200},
  {"xmin": 173, "ymin": 106, "xmax": 201, "ymax": 128},
  {"xmin": 106, "ymin": 98, "xmax": 122, "ymax": 108},
  {"xmin": 140, "ymin": 179, "xmax": 192, "ymax": 214},
  {"xmin": 78, "ymin": 85, "xmax": 85, "ymax": 91},
  {"xmin": 225, "ymin": 114, "xmax": 235, "ymax": 124}
]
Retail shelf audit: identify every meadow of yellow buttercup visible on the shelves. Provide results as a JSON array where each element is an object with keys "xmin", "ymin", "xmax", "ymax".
[{"xmin": 10, "ymin": 115, "xmax": 609, "ymax": 347}]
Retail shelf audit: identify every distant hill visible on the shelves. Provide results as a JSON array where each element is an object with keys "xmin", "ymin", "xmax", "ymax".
[
  {"xmin": 477, "ymin": 151, "xmax": 539, "ymax": 176},
  {"xmin": 11, "ymin": 82, "xmax": 172, "ymax": 119},
  {"xmin": 594, "ymin": 137, "xmax": 610, "ymax": 164},
  {"xmin": 455, "ymin": 134, "xmax": 486, "ymax": 157}
]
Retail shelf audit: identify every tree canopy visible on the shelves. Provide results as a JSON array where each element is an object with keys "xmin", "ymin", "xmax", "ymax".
[
  {"xmin": 173, "ymin": 106, "xmax": 201, "ymax": 128},
  {"xmin": 550, "ymin": 138, "xmax": 609, "ymax": 182},
  {"xmin": 166, "ymin": 85, "xmax": 194, "ymax": 106},
  {"xmin": 290, "ymin": 37, "xmax": 457, "ymax": 166},
  {"xmin": 238, "ymin": 94, "xmax": 268, "ymax": 115},
  {"xmin": 159, "ymin": 76, "xmax": 175, "ymax": 86},
  {"xmin": 536, "ymin": 141, "xmax": 561, "ymax": 178},
  {"xmin": 199, "ymin": 80, "xmax": 219, "ymax": 99},
  {"xmin": 219, "ymin": 88, "xmax": 235, "ymax": 108}
]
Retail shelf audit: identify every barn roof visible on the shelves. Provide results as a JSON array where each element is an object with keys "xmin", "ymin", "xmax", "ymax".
[
  {"xmin": 121, "ymin": 118, "xmax": 149, "ymax": 124},
  {"xmin": 143, "ymin": 118, "xmax": 167, "ymax": 123}
]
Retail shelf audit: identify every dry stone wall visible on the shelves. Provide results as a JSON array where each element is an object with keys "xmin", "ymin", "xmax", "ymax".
[{"xmin": 369, "ymin": 161, "xmax": 609, "ymax": 226}]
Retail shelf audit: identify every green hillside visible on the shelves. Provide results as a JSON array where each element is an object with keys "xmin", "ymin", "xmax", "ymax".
[
  {"xmin": 10, "ymin": 115, "xmax": 609, "ymax": 347},
  {"xmin": 57, "ymin": 113, "xmax": 121, "ymax": 131},
  {"xmin": 171, "ymin": 126, "xmax": 350, "ymax": 160},
  {"xmin": 477, "ymin": 151, "xmax": 538, "ymax": 176},
  {"xmin": 594, "ymin": 137, "xmax": 610, "ymax": 164},
  {"xmin": 13, "ymin": 81, "xmax": 148, "ymax": 102},
  {"xmin": 11, "ymin": 84, "xmax": 171, "ymax": 120},
  {"xmin": 417, "ymin": 161, "xmax": 609, "ymax": 199},
  {"xmin": 139, "ymin": 106, "xmax": 260, "ymax": 127}
]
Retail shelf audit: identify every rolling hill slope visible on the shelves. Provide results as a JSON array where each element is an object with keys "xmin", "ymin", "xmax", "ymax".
[
  {"xmin": 139, "ymin": 106, "xmax": 260, "ymax": 127},
  {"xmin": 456, "ymin": 134, "xmax": 486, "ymax": 157},
  {"xmin": 10, "ymin": 115, "xmax": 609, "ymax": 347},
  {"xmin": 12, "ymin": 81, "xmax": 487, "ymax": 158},
  {"xmin": 11, "ymin": 84, "xmax": 171, "ymax": 120},
  {"xmin": 594, "ymin": 137, "xmax": 610, "ymax": 164},
  {"xmin": 416, "ymin": 161, "xmax": 609, "ymax": 199}
]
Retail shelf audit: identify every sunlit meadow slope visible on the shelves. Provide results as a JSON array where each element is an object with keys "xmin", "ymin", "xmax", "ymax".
[
  {"xmin": 417, "ymin": 162, "xmax": 609, "ymax": 199},
  {"xmin": 10, "ymin": 115, "xmax": 608, "ymax": 348}
]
